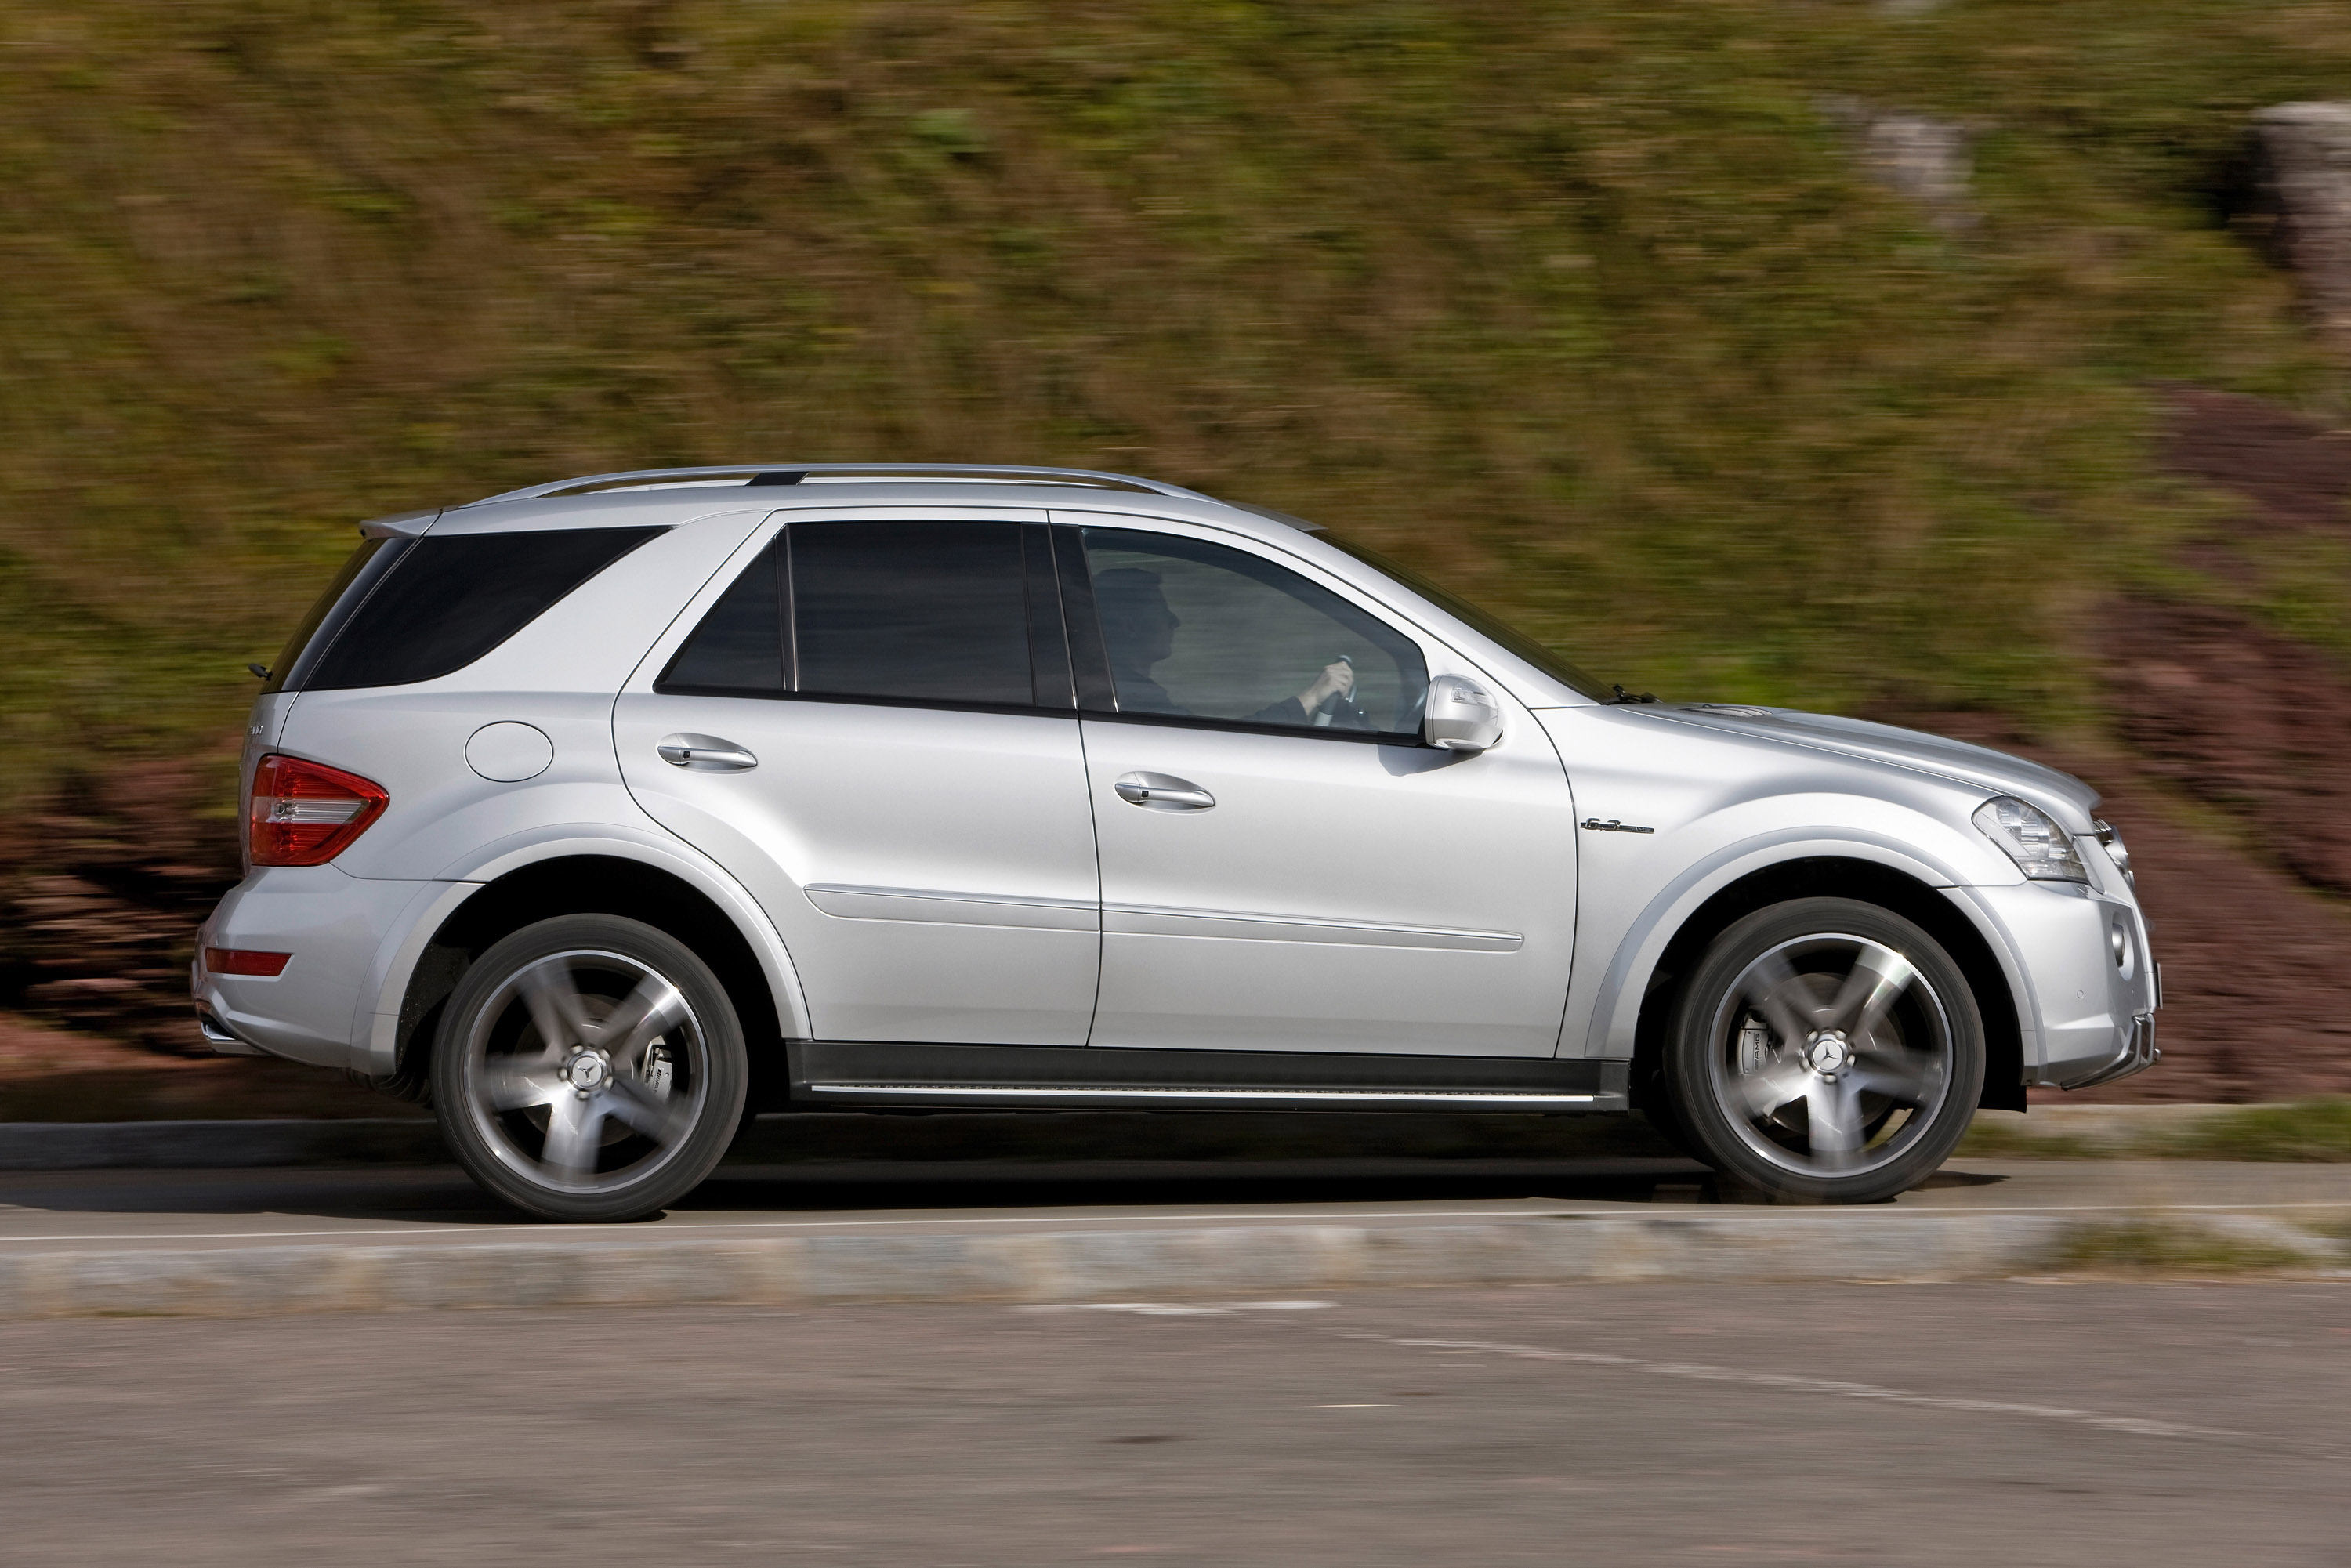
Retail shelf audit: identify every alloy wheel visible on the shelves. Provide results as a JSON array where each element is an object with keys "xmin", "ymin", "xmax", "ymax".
[
  {"xmin": 1704, "ymin": 932, "xmax": 1955, "ymax": 1180},
  {"xmin": 457, "ymin": 947, "xmax": 711, "ymax": 1198}
]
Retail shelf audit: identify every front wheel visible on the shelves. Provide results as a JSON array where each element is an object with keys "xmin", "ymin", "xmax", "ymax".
[
  {"xmin": 433, "ymin": 914, "xmax": 748, "ymax": 1221},
  {"xmin": 1664, "ymin": 897, "xmax": 1984, "ymax": 1204}
]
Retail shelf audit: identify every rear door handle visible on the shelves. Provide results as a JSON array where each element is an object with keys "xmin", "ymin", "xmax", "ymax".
[
  {"xmin": 1114, "ymin": 771, "xmax": 1215, "ymax": 811},
  {"xmin": 658, "ymin": 733, "xmax": 759, "ymax": 772}
]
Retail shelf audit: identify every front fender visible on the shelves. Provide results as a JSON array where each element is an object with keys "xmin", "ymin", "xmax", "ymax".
[
  {"xmin": 1568, "ymin": 820, "xmax": 2001, "ymax": 1060},
  {"xmin": 351, "ymin": 823, "xmax": 812, "ymax": 1076},
  {"xmin": 1537, "ymin": 705, "xmax": 2029, "ymax": 1062}
]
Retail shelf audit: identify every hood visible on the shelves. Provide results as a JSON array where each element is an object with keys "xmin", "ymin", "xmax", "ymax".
[{"xmin": 1650, "ymin": 704, "xmax": 2100, "ymax": 824}]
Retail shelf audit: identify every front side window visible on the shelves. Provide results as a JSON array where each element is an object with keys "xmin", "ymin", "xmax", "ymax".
[{"xmin": 1078, "ymin": 529, "xmax": 1428, "ymax": 739}]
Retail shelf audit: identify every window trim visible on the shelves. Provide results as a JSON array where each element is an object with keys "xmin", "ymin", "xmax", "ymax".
[
  {"xmin": 1024, "ymin": 524, "xmax": 1076, "ymax": 712},
  {"xmin": 643, "ymin": 686, "xmax": 1079, "ymax": 722},
  {"xmin": 1083, "ymin": 708, "xmax": 1424, "ymax": 748},
  {"xmin": 1057, "ymin": 522, "xmax": 1434, "ymax": 748}
]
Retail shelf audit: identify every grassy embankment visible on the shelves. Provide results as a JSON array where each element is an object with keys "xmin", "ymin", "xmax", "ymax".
[{"xmin": 2, "ymin": 0, "xmax": 2348, "ymax": 817}]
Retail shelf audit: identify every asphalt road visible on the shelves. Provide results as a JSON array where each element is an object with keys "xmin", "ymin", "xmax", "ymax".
[{"xmin": 5, "ymin": 1279, "xmax": 2346, "ymax": 1566}]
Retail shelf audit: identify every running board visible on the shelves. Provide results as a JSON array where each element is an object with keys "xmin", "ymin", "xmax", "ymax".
[{"xmin": 788, "ymin": 1040, "xmax": 1628, "ymax": 1113}]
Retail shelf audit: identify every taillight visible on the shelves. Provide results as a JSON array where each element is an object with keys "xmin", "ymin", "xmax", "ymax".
[{"xmin": 248, "ymin": 754, "xmax": 389, "ymax": 867}]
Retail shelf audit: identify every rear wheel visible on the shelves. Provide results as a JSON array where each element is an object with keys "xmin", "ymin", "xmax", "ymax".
[
  {"xmin": 1664, "ymin": 897, "xmax": 1983, "ymax": 1204},
  {"xmin": 433, "ymin": 914, "xmax": 748, "ymax": 1222}
]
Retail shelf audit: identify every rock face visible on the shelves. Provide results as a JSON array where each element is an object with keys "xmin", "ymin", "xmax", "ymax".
[
  {"xmin": 2256, "ymin": 103, "xmax": 2351, "ymax": 365},
  {"xmin": 1864, "ymin": 115, "xmax": 1973, "ymax": 232},
  {"xmin": 1820, "ymin": 99, "xmax": 1974, "ymax": 234},
  {"xmin": 0, "ymin": 762, "xmax": 240, "ymax": 1056}
]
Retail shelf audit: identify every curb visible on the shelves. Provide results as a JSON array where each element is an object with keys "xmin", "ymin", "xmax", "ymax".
[{"xmin": 2, "ymin": 1211, "xmax": 2342, "ymax": 1320}]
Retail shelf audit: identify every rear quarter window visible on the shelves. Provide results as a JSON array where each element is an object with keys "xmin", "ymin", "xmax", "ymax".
[
  {"xmin": 297, "ymin": 527, "xmax": 662, "ymax": 692},
  {"xmin": 265, "ymin": 536, "xmax": 405, "ymax": 694}
]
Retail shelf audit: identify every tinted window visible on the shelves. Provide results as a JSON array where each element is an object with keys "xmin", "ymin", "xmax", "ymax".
[
  {"xmin": 302, "ymin": 527, "xmax": 661, "ymax": 691},
  {"xmin": 658, "ymin": 537, "xmax": 784, "ymax": 694},
  {"xmin": 791, "ymin": 522, "xmax": 1031, "ymax": 705},
  {"xmin": 1081, "ymin": 529, "xmax": 1427, "ymax": 737},
  {"xmin": 265, "ymin": 535, "xmax": 407, "ymax": 694}
]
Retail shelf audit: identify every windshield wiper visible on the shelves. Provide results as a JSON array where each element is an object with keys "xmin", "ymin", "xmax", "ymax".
[{"xmin": 1608, "ymin": 683, "xmax": 1659, "ymax": 704}]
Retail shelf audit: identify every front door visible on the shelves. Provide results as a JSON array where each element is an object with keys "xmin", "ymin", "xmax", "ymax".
[
  {"xmin": 1062, "ymin": 520, "xmax": 1579, "ymax": 1057},
  {"xmin": 615, "ymin": 512, "xmax": 1100, "ymax": 1045}
]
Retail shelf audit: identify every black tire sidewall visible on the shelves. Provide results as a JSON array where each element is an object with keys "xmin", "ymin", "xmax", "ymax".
[
  {"xmin": 432, "ymin": 914, "xmax": 748, "ymax": 1221},
  {"xmin": 1665, "ymin": 896, "xmax": 1985, "ymax": 1204}
]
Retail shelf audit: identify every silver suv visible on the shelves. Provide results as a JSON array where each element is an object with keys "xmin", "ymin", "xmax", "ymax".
[{"xmin": 196, "ymin": 464, "xmax": 2157, "ymax": 1219}]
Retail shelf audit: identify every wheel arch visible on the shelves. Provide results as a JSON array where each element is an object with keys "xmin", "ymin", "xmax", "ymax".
[
  {"xmin": 1621, "ymin": 855, "xmax": 2027, "ymax": 1120},
  {"xmin": 372, "ymin": 842, "xmax": 807, "ymax": 1109}
]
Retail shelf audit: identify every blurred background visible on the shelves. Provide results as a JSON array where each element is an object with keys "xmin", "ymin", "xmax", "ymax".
[{"xmin": 3, "ymin": 0, "xmax": 2349, "ymax": 1117}]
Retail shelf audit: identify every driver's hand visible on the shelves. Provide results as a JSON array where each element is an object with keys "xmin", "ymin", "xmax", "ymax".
[{"xmin": 1296, "ymin": 660, "xmax": 1356, "ymax": 713}]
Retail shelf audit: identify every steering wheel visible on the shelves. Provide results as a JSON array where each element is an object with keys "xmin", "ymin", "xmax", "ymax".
[{"xmin": 1315, "ymin": 654, "xmax": 1376, "ymax": 730}]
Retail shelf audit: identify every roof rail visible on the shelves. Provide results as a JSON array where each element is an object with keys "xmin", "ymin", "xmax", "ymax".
[{"xmin": 463, "ymin": 463, "xmax": 1215, "ymax": 507}]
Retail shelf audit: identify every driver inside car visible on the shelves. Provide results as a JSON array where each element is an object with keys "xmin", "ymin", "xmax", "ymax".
[{"xmin": 1094, "ymin": 567, "xmax": 1360, "ymax": 727}]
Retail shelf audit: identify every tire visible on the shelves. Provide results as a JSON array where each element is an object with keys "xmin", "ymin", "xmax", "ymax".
[
  {"xmin": 433, "ymin": 914, "xmax": 748, "ymax": 1222},
  {"xmin": 1662, "ymin": 897, "xmax": 1984, "ymax": 1204}
]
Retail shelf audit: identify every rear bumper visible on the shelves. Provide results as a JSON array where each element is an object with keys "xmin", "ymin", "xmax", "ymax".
[
  {"xmin": 190, "ymin": 990, "xmax": 266, "ymax": 1056},
  {"xmin": 193, "ymin": 865, "xmax": 439, "ymax": 1070}
]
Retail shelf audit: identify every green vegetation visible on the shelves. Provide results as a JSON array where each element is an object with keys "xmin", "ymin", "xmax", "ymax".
[
  {"xmin": 2, "ymin": 1, "xmax": 2348, "ymax": 805},
  {"xmin": 2049, "ymin": 1218, "xmax": 2321, "ymax": 1275},
  {"xmin": 2161, "ymin": 1099, "xmax": 2351, "ymax": 1161},
  {"xmin": 1959, "ymin": 1099, "xmax": 2351, "ymax": 1161}
]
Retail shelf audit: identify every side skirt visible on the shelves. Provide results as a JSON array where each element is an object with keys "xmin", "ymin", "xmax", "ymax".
[{"xmin": 788, "ymin": 1040, "xmax": 1629, "ymax": 1113}]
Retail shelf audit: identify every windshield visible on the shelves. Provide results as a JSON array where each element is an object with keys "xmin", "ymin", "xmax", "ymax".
[{"xmin": 1314, "ymin": 532, "xmax": 1619, "ymax": 703}]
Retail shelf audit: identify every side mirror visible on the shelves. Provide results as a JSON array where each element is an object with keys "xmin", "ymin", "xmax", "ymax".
[{"xmin": 1423, "ymin": 675, "xmax": 1502, "ymax": 752}]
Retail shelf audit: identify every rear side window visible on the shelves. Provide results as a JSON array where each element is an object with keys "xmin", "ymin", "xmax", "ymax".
[
  {"xmin": 791, "ymin": 522, "xmax": 1031, "ymax": 706},
  {"xmin": 655, "ymin": 521, "xmax": 1049, "ymax": 708},
  {"xmin": 300, "ymin": 528, "xmax": 661, "ymax": 691},
  {"xmin": 658, "ymin": 537, "xmax": 786, "ymax": 695}
]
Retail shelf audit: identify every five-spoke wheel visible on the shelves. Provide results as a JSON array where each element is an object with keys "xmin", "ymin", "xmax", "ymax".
[
  {"xmin": 1665, "ymin": 897, "xmax": 1984, "ymax": 1204},
  {"xmin": 433, "ymin": 914, "xmax": 747, "ymax": 1221}
]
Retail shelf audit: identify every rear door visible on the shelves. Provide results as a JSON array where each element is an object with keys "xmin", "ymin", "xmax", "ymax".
[{"xmin": 614, "ymin": 509, "xmax": 1101, "ymax": 1045}]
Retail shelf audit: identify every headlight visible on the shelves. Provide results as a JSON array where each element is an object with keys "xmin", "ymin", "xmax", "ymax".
[
  {"xmin": 2092, "ymin": 818, "xmax": 2133, "ymax": 889},
  {"xmin": 1973, "ymin": 796, "xmax": 2089, "ymax": 883}
]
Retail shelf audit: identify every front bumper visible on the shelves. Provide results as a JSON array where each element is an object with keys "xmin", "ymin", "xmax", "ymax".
[
  {"xmin": 2062, "ymin": 1011, "xmax": 2160, "ymax": 1090},
  {"xmin": 1954, "ymin": 879, "xmax": 2158, "ymax": 1089}
]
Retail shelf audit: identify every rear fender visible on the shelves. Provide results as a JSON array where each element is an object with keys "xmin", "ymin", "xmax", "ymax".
[{"xmin": 353, "ymin": 826, "xmax": 810, "ymax": 1077}]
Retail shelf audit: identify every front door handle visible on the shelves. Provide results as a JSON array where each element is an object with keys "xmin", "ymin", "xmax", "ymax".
[
  {"xmin": 1114, "ymin": 771, "xmax": 1215, "ymax": 811},
  {"xmin": 658, "ymin": 733, "xmax": 759, "ymax": 772}
]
